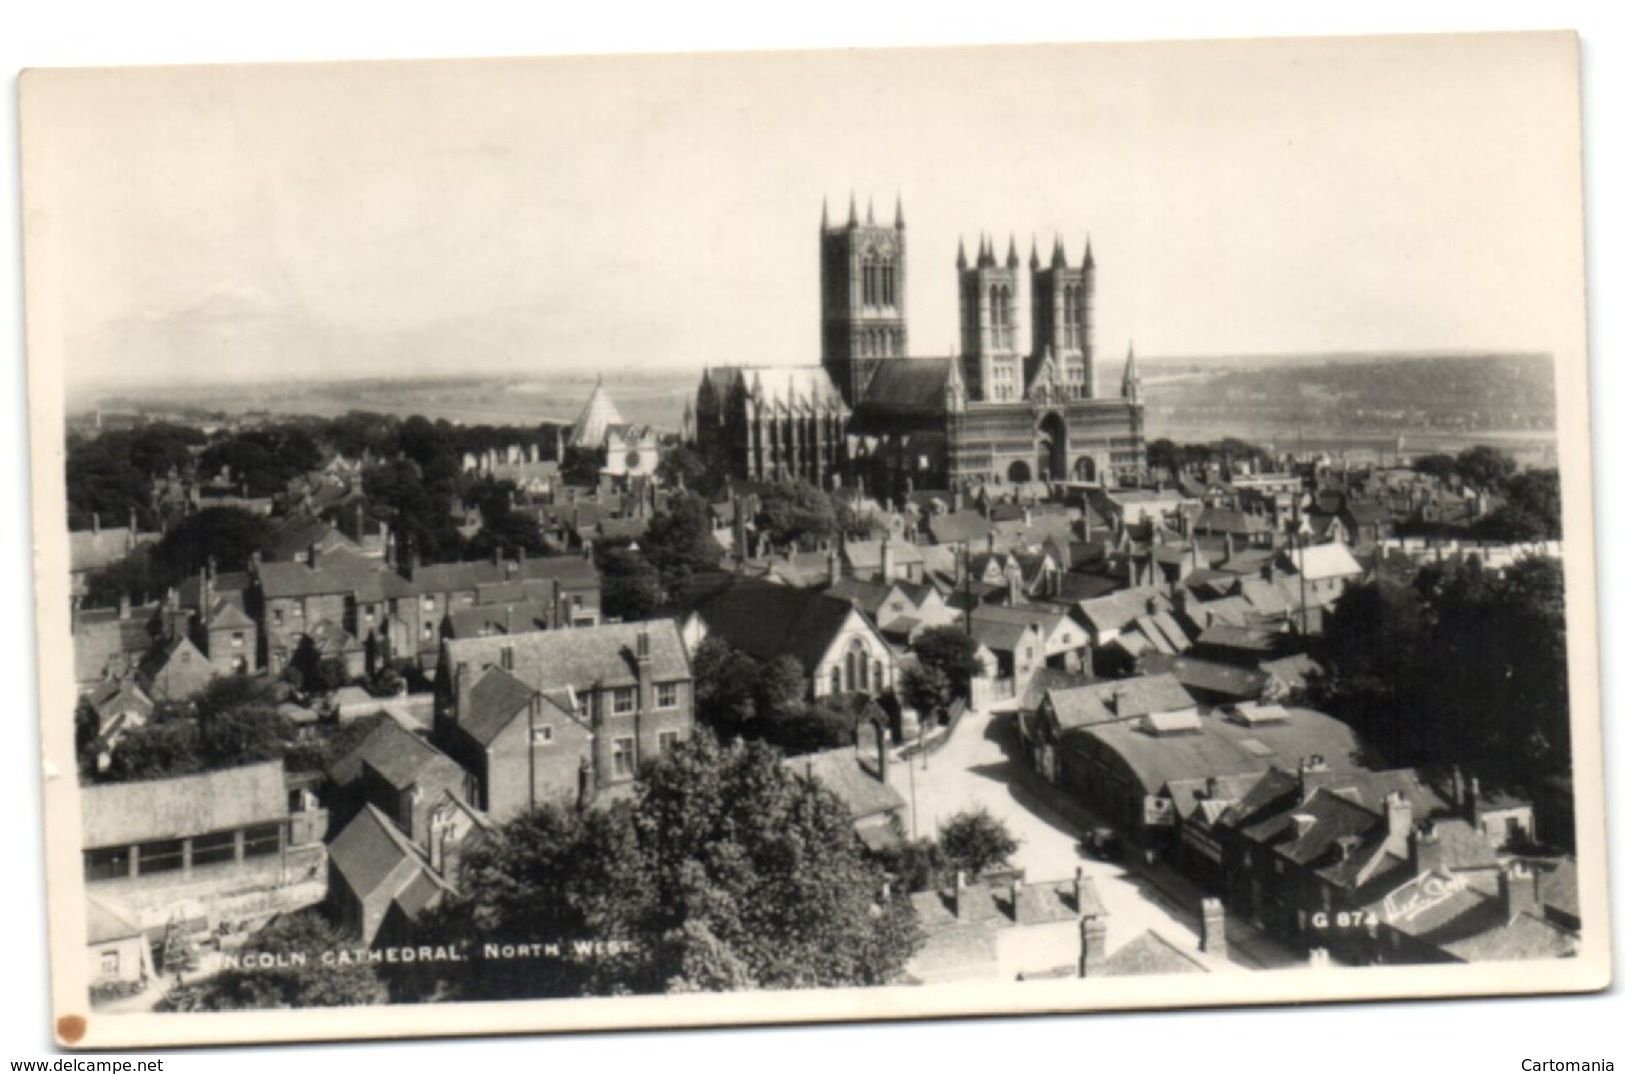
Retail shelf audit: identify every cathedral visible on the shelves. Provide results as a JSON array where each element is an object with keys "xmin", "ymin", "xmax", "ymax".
[{"xmin": 691, "ymin": 194, "xmax": 1146, "ymax": 498}]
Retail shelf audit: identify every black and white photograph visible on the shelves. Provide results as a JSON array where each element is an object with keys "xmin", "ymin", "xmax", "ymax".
[{"xmin": 14, "ymin": 21, "xmax": 1612, "ymax": 1055}]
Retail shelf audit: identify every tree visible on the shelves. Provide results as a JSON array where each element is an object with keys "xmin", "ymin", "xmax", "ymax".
[
  {"xmin": 422, "ymin": 732, "xmax": 921, "ymax": 999},
  {"xmin": 640, "ymin": 493, "xmax": 723, "ymax": 605},
  {"xmin": 911, "ymin": 626, "xmax": 984, "ymax": 699},
  {"xmin": 901, "ymin": 664, "xmax": 953, "ymax": 723},
  {"xmin": 161, "ymin": 911, "xmax": 388, "ymax": 1010},
  {"xmin": 1474, "ymin": 468, "xmax": 1562, "ymax": 541},
  {"xmin": 754, "ymin": 479, "xmax": 836, "ymax": 550},
  {"xmin": 147, "ymin": 507, "xmax": 275, "ymax": 588},
  {"xmin": 691, "ymin": 636, "xmax": 762, "ymax": 740},
  {"xmin": 938, "ymin": 807, "xmax": 1020, "ymax": 880},
  {"xmin": 1412, "ymin": 453, "xmax": 1458, "ymax": 480},
  {"xmin": 655, "ymin": 445, "xmax": 710, "ymax": 492},
  {"xmin": 597, "ymin": 544, "xmax": 665, "ymax": 621},
  {"xmin": 105, "ymin": 721, "xmax": 205, "ymax": 782},
  {"xmin": 1454, "ymin": 444, "xmax": 1517, "ymax": 493},
  {"xmin": 561, "ymin": 445, "xmax": 606, "ymax": 487},
  {"xmin": 1312, "ymin": 576, "xmax": 1429, "ymax": 768},
  {"xmin": 630, "ymin": 733, "xmax": 920, "ymax": 989},
  {"xmin": 1146, "ymin": 438, "xmax": 1182, "ymax": 475}
]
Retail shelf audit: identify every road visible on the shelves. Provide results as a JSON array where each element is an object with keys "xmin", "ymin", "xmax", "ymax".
[{"xmin": 892, "ymin": 704, "xmax": 1301, "ymax": 970}]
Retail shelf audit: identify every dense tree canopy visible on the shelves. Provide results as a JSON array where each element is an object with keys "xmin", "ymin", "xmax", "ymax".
[
  {"xmin": 417, "ymin": 732, "xmax": 920, "ymax": 1000},
  {"xmin": 146, "ymin": 507, "xmax": 276, "ymax": 588},
  {"xmin": 1313, "ymin": 556, "xmax": 1569, "ymax": 790},
  {"xmin": 910, "ymin": 626, "xmax": 983, "ymax": 699},
  {"xmin": 596, "ymin": 544, "xmax": 665, "ymax": 621},
  {"xmin": 754, "ymin": 479, "xmax": 837, "ymax": 550},
  {"xmin": 938, "ymin": 807, "xmax": 1020, "ymax": 880},
  {"xmin": 1453, "ymin": 444, "xmax": 1518, "ymax": 493},
  {"xmin": 162, "ymin": 911, "xmax": 388, "ymax": 1010},
  {"xmin": 639, "ymin": 493, "xmax": 723, "ymax": 605}
]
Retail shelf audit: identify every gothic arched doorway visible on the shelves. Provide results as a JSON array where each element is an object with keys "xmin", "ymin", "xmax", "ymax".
[
  {"xmin": 1007, "ymin": 460, "xmax": 1033, "ymax": 483},
  {"xmin": 1072, "ymin": 455, "xmax": 1097, "ymax": 482},
  {"xmin": 1037, "ymin": 412, "xmax": 1068, "ymax": 481}
]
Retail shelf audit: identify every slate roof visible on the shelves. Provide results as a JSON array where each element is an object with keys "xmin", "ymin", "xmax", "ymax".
[
  {"xmin": 327, "ymin": 803, "xmax": 431, "ymax": 907},
  {"xmin": 693, "ymin": 584, "xmax": 869, "ymax": 671},
  {"xmin": 204, "ymin": 597, "xmax": 256, "ymax": 631},
  {"xmin": 81, "ymin": 760, "xmax": 287, "ymax": 848},
  {"xmin": 445, "ymin": 601, "xmax": 554, "ymax": 638},
  {"xmin": 1075, "ymin": 587, "xmax": 1173, "ymax": 636},
  {"xmin": 1283, "ymin": 542, "xmax": 1364, "ymax": 581},
  {"xmin": 86, "ymin": 895, "xmax": 145, "ymax": 944},
  {"xmin": 788, "ymin": 747, "xmax": 904, "ymax": 821},
  {"xmin": 1374, "ymin": 874, "xmax": 1576, "ymax": 962},
  {"xmin": 328, "ymin": 717, "xmax": 449, "ymax": 789},
  {"xmin": 1096, "ymin": 930, "xmax": 1208, "ymax": 976},
  {"xmin": 924, "ymin": 510, "xmax": 995, "ymax": 548},
  {"xmin": 1043, "ymin": 673, "xmax": 1198, "ymax": 732},
  {"xmin": 70, "ymin": 526, "xmax": 156, "ymax": 574},
  {"xmin": 1019, "ymin": 666, "xmax": 1095, "ymax": 714},
  {"xmin": 843, "ymin": 538, "xmax": 926, "ymax": 571},
  {"xmin": 1073, "ymin": 708, "xmax": 1363, "ymax": 800},
  {"xmin": 824, "ymin": 577, "xmax": 896, "ymax": 619},
  {"xmin": 854, "ymin": 358, "xmax": 954, "ymax": 412},
  {"xmin": 1139, "ymin": 654, "xmax": 1268, "ymax": 700},
  {"xmin": 443, "ymin": 619, "xmax": 690, "ymax": 695},
  {"xmin": 458, "ymin": 666, "xmax": 549, "ymax": 748}
]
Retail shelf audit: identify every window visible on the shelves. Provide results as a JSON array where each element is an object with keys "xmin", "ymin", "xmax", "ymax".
[
  {"xmin": 658, "ymin": 730, "xmax": 680, "ymax": 755},
  {"xmin": 365, "ymin": 604, "xmax": 376, "ymax": 624},
  {"xmin": 231, "ymin": 631, "xmax": 245, "ymax": 649},
  {"xmin": 655, "ymin": 682, "xmax": 678, "ymax": 709},
  {"xmin": 191, "ymin": 829, "xmax": 237, "ymax": 868},
  {"xmin": 100, "ymin": 951, "xmax": 120, "ymax": 977},
  {"xmin": 242, "ymin": 824, "xmax": 281, "ymax": 859},
  {"xmin": 424, "ymin": 596, "xmax": 436, "ymax": 613},
  {"xmin": 272, "ymin": 609, "xmax": 284, "ymax": 628},
  {"xmin": 612, "ymin": 687, "xmax": 636, "ymax": 715},
  {"xmin": 84, "ymin": 846, "xmax": 130, "ymax": 882},
  {"xmin": 136, "ymin": 839, "xmax": 184, "ymax": 876},
  {"xmin": 422, "ymin": 623, "xmax": 435, "ymax": 640},
  {"xmin": 612, "ymin": 737, "xmax": 636, "ymax": 778},
  {"xmin": 532, "ymin": 725, "xmax": 553, "ymax": 745}
]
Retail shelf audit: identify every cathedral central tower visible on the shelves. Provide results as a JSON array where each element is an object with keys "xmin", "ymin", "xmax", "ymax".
[{"xmin": 820, "ymin": 193, "xmax": 908, "ymax": 407}]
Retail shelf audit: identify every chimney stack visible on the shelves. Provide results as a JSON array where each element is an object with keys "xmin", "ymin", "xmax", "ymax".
[
  {"xmin": 828, "ymin": 544, "xmax": 841, "ymax": 584},
  {"xmin": 1199, "ymin": 898, "xmax": 1227, "ymax": 959},
  {"xmin": 91, "ymin": 512, "xmax": 101, "ymax": 535},
  {"xmin": 1383, "ymin": 791, "xmax": 1414, "ymax": 850},
  {"xmin": 1079, "ymin": 914, "xmax": 1108, "ymax": 977},
  {"xmin": 454, "ymin": 661, "xmax": 473, "ymax": 724},
  {"xmin": 636, "ymin": 626, "xmax": 654, "ymax": 712},
  {"xmin": 307, "ymin": 542, "xmax": 319, "ymax": 570},
  {"xmin": 1410, "ymin": 821, "xmax": 1444, "ymax": 876},
  {"xmin": 953, "ymin": 871, "xmax": 968, "ymax": 919},
  {"xmin": 880, "ymin": 535, "xmax": 896, "ymax": 582},
  {"xmin": 1498, "ymin": 862, "xmax": 1539, "ymax": 924}
]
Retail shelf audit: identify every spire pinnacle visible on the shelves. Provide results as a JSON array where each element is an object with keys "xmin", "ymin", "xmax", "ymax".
[
  {"xmin": 821, "ymin": 196, "xmax": 829, "ymax": 230},
  {"xmin": 1083, "ymin": 234, "xmax": 1095, "ymax": 270},
  {"xmin": 1006, "ymin": 234, "xmax": 1019, "ymax": 268},
  {"xmin": 848, "ymin": 191, "xmax": 858, "ymax": 227},
  {"xmin": 894, "ymin": 192, "xmax": 905, "ymax": 229},
  {"xmin": 1052, "ymin": 234, "xmax": 1067, "ymax": 268},
  {"xmin": 957, "ymin": 236, "xmax": 968, "ymax": 270},
  {"xmin": 866, "ymin": 196, "xmax": 875, "ymax": 226},
  {"xmin": 1029, "ymin": 235, "xmax": 1040, "ymax": 270}
]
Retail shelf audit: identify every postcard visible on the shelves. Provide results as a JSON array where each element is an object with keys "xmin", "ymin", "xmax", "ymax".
[{"xmin": 19, "ymin": 30, "xmax": 1607, "ymax": 1050}]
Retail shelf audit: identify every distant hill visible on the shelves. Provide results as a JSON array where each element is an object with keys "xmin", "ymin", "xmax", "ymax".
[{"xmin": 80, "ymin": 352, "xmax": 1556, "ymax": 461}]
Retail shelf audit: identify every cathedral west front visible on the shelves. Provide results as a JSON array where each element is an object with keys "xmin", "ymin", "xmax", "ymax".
[{"xmin": 691, "ymin": 194, "xmax": 1146, "ymax": 499}]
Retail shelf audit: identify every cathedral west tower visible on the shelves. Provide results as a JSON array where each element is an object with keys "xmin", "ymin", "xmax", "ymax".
[{"xmin": 820, "ymin": 193, "xmax": 908, "ymax": 407}]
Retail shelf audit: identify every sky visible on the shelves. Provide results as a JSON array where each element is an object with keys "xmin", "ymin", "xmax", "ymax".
[{"xmin": 21, "ymin": 33, "xmax": 1584, "ymax": 395}]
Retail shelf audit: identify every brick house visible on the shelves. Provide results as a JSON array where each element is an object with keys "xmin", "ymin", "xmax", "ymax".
[{"xmin": 438, "ymin": 620, "xmax": 693, "ymax": 799}]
